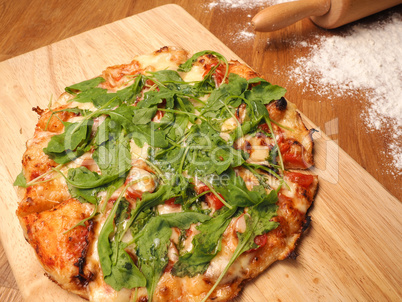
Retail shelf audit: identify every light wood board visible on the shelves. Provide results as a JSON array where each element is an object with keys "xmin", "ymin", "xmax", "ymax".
[{"xmin": 0, "ymin": 4, "xmax": 400, "ymax": 302}]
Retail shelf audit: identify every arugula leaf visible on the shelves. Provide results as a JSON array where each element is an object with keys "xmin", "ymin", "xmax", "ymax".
[
  {"xmin": 129, "ymin": 209, "xmax": 155, "ymax": 235},
  {"xmin": 178, "ymin": 50, "xmax": 228, "ymax": 74},
  {"xmin": 202, "ymin": 73, "xmax": 247, "ymax": 114},
  {"xmin": 66, "ymin": 166, "xmax": 127, "ymax": 190},
  {"xmin": 138, "ymin": 90, "xmax": 167, "ymax": 109},
  {"xmin": 94, "ymin": 117, "xmax": 113, "ymax": 146},
  {"xmin": 65, "ymin": 133, "xmax": 131, "ymax": 190},
  {"xmin": 128, "ymin": 185, "xmax": 173, "ymax": 224},
  {"xmin": 13, "ymin": 171, "xmax": 28, "ymax": 188},
  {"xmin": 43, "ymin": 119, "xmax": 93, "ymax": 164},
  {"xmin": 158, "ymin": 212, "xmax": 211, "ymax": 229},
  {"xmin": 149, "ymin": 70, "xmax": 183, "ymax": 83},
  {"xmin": 92, "ymin": 133, "xmax": 131, "ymax": 177},
  {"xmin": 104, "ymin": 242, "xmax": 146, "ymax": 291},
  {"xmin": 201, "ymin": 190, "xmax": 279, "ymax": 302},
  {"xmin": 71, "ymin": 87, "xmax": 108, "ymax": 104},
  {"xmin": 115, "ymin": 75, "xmax": 144, "ymax": 105},
  {"xmin": 134, "ymin": 217, "xmax": 171, "ymax": 302},
  {"xmin": 130, "ymin": 123, "xmax": 169, "ymax": 149},
  {"xmin": 165, "ymin": 114, "xmax": 189, "ymax": 142},
  {"xmin": 172, "ymin": 207, "xmax": 238, "ymax": 277},
  {"xmin": 245, "ymin": 79, "xmax": 286, "ymax": 105},
  {"xmin": 67, "ymin": 181, "xmax": 100, "ymax": 204},
  {"xmin": 184, "ymin": 122, "xmax": 245, "ymax": 176},
  {"xmin": 132, "ymin": 212, "xmax": 210, "ymax": 301},
  {"xmin": 98, "ymin": 198, "xmax": 146, "ymax": 290},
  {"xmin": 65, "ymin": 77, "xmax": 105, "ymax": 94},
  {"xmin": 213, "ymin": 169, "xmax": 266, "ymax": 207}
]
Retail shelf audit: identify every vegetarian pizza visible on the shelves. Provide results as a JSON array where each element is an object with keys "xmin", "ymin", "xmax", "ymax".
[{"xmin": 14, "ymin": 47, "xmax": 318, "ymax": 301}]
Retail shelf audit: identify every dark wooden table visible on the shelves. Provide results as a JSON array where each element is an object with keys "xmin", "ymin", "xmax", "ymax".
[{"xmin": 1, "ymin": 0, "xmax": 400, "ymax": 300}]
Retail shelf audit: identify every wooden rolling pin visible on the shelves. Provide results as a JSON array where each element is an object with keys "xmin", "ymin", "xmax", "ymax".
[{"xmin": 252, "ymin": 0, "xmax": 402, "ymax": 31}]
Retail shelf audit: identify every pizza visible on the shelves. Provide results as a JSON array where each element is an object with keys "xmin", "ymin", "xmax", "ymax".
[{"xmin": 14, "ymin": 46, "xmax": 318, "ymax": 301}]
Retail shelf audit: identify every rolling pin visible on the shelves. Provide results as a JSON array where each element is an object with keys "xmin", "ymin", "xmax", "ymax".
[{"xmin": 252, "ymin": 0, "xmax": 402, "ymax": 31}]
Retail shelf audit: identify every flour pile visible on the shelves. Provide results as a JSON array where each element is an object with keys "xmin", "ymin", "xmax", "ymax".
[{"xmin": 290, "ymin": 13, "xmax": 402, "ymax": 173}]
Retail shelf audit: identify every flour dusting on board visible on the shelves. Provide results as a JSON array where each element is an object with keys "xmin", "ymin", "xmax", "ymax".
[{"xmin": 290, "ymin": 13, "xmax": 402, "ymax": 174}]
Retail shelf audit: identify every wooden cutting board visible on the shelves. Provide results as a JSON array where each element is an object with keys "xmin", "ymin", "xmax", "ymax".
[{"xmin": 0, "ymin": 4, "xmax": 400, "ymax": 301}]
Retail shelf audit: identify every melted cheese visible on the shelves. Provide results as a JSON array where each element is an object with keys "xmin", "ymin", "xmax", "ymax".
[
  {"xmin": 126, "ymin": 167, "xmax": 156, "ymax": 193},
  {"xmin": 68, "ymin": 100, "xmax": 98, "ymax": 111},
  {"xmin": 136, "ymin": 52, "xmax": 181, "ymax": 71},
  {"xmin": 130, "ymin": 140, "xmax": 149, "ymax": 161},
  {"xmin": 157, "ymin": 204, "xmax": 182, "ymax": 215},
  {"xmin": 180, "ymin": 65, "xmax": 204, "ymax": 82},
  {"xmin": 221, "ymin": 117, "xmax": 238, "ymax": 132}
]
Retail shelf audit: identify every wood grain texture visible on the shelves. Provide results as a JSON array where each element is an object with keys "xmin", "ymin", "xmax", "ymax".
[{"xmin": 0, "ymin": 2, "xmax": 401, "ymax": 302}]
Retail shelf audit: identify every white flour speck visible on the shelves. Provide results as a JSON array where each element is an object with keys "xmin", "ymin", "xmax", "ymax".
[{"xmin": 232, "ymin": 29, "xmax": 255, "ymax": 43}]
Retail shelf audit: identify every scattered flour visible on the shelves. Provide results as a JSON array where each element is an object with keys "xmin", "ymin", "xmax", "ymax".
[
  {"xmin": 206, "ymin": 0, "xmax": 295, "ymax": 11},
  {"xmin": 232, "ymin": 29, "xmax": 255, "ymax": 43},
  {"xmin": 290, "ymin": 13, "xmax": 402, "ymax": 174},
  {"xmin": 205, "ymin": 0, "xmax": 296, "ymax": 44}
]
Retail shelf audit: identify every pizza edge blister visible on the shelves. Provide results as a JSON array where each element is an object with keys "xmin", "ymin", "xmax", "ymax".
[{"xmin": 14, "ymin": 46, "xmax": 318, "ymax": 302}]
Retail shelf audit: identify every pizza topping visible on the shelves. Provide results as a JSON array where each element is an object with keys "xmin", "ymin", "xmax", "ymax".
[{"xmin": 285, "ymin": 171, "xmax": 315, "ymax": 188}]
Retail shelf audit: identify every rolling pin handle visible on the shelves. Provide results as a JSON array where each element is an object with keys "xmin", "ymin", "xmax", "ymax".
[{"xmin": 252, "ymin": 0, "xmax": 331, "ymax": 32}]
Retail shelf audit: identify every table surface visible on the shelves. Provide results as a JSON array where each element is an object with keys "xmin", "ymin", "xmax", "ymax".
[{"xmin": 1, "ymin": 1, "xmax": 401, "ymax": 301}]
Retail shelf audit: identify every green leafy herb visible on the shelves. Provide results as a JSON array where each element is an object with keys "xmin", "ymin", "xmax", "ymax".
[
  {"xmin": 65, "ymin": 77, "xmax": 105, "ymax": 94},
  {"xmin": 13, "ymin": 171, "xmax": 28, "ymax": 188},
  {"xmin": 43, "ymin": 119, "xmax": 93, "ymax": 164},
  {"xmin": 133, "ymin": 212, "xmax": 211, "ymax": 301},
  {"xmin": 172, "ymin": 207, "xmax": 238, "ymax": 277},
  {"xmin": 133, "ymin": 217, "xmax": 171, "ymax": 302},
  {"xmin": 201, "ymin": 190, "xmax": 279, "ymax": 302},
  {"xmin": 178, "ymin": 50, "xmax": 229, "ymax": 84},
  {"xmin": 98, "ymin": 198, "xmax": 146, "ymax": 291}
]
